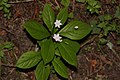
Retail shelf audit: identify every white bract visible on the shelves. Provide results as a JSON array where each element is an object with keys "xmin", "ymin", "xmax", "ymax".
[
  {"xmin": 74, "ymin": 26, "xmax": 79, "ymax": 29},
  {"xmin": 54, "ymin": 20, "xmax": 62, "ymax": 28},
  {"xmin": 53, "ymin": 34, "xmax": 62, "ymax": 42}
]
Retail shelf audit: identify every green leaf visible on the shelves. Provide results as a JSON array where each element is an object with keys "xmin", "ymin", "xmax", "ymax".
[
  {"xmin": 99, "ymin": 15, "xmax": 105, "ymax": 21},
  {"xmin": 99, "ymin": 14, "xmax": 112, "ymax": 21},
  {"xmin": 37, "ymin": 39, "xmax": 47, "ymax": 47},
  {"xmin": 0, "ymin": 50, "xmax": 4, "ymax": 59},
  {"xmin": 58, "ymin": 39, "xmax": 80, "ymax": 66},
  {"xmin": 0, "ymin": 42, "xmax": 13, "ymax": 50},
  {"xmin": 90, "ymin": 20, "xmax": 101, "ymax": 34},
  {"xmin": 61, "ymin": 0, "xmax": 70, "ymax": 7},
  {"xmin": 54, "ymin": 43, "xmax": 61, "ymax": 56},
  {"xmin": 116, "ymin": 25, "xmax": 120, "ymax": 33},
  {"xmin": 6, "ymin": 12, "xmax": 11, "ymax": 19},
  {"xmin": 103, "ymin": 25, "xmax": 112, "ymax": 36},
  {"xmin": 55, "ymin": 48, "xmax": 61, "ymax": 56},
  {"xmin": 115, "ymin": 6, "xmax": 120, "ymax": 19},
  {"xmin": 88, "ymin": 0, "xmax": 97, "ymax": 6},
  {"xmin": 24, "ymin": 20, "xmax": 50, "ymax": 40},
  {"xmin": 3, "ymin": 42, "xmax": 13, "ymax": 50},
  {"xmin": 42, "ymin": 4, "xmax": 55, "ymax": 32},
  {"xmin": 76, "ymin": 0, "xmax": 86, "ymax": 2},
  {"xmin": 59, "ymin": 21, "xmax": 91, "ymax": 40},
  {"xmin": 0, "ymin": 7, "xmax": 3, "ymax": 10},
  {"xmin": 5, "ymin": 4, "xmax": 11, "ymax": 8},
  {"xmin": 68, "ymin": 12, "xmax": 74, "ymax": 18},
  {"xmin": 117, "ymin": 40, "xmax": 120, "ymax": 45},
  {"xmin": 57, "ymin": 8, "xmax": 68, "ymax": 25},
  {"xmin": 35, "ymin": 61, "xmax": 50, "ymax": 80},
  {"xmin": 3, "ymin": 7, "xmax": 9, "ymax": 13},
  {"xmin": 104, "ymin": 14, "xmax": 112, "ymax": 21},
  {"xmin": 16, "ymin": 51, "xmax": 41, "ymax": 69},
  {"xmin": 92, "ymin": 27, "xmax": 101, "ymax": 34},
  {"xmin": 52, "ymin": 57, "xmax": 68, "ymax": 78},
  {"xmin": 99, "ymin": 38, "xmax": 108, "ymax": 45},
  {"xmin": 41, "ymin": 39, "xmax": 55, "ymax": 64},
  {"xmin": 98, "ymin": 22, "xmax": 107, "ymax": 28},
  {"xmin": 109, "ymin": 23, "xmax": 116, "ymax": 31},
  {"xmin": 3, "ymin": 0, "xmax": 8, "ymax": 2}
]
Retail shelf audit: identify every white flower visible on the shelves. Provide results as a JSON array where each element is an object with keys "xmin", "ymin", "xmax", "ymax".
[
  {"xmin": 74, "ymin": 26, "xmax": 79, "ymax": 29},
  {"xmin": 54, "ymin": 20, "xmax": 62, "ymax": 28},
  {"xmin": 53, "ymin": 34, "xmax": 62, "ymax": 42}
]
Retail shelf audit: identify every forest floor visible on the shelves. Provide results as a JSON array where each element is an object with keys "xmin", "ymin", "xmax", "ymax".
[{"xmin": 0, "ymin": 0, "xmax": 120, "ymax": 80}]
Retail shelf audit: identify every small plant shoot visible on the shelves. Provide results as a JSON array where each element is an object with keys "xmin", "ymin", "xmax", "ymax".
[
  {"xmin": 0, "ymin": 42, "xmax": 14, "ymax": 59},
  {"xmin": 76, "ymin": 0, "xmax": 101, "ymax": 14},
  {"xmin": 16, "ymin": 3, "xmax": 91, "ymax": 80},
  {"xmin": 0, "ymin": 0, "xmax": 11, "ymax": 19}
]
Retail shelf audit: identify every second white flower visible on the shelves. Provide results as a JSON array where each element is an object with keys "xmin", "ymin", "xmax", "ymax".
[
  {"xmin": 53, "ymin": 34, "xmax": 62, "ymax": 42},
  {"xmin": 54, "ymin": 19, "xmax": 62, "ymax": 28}
]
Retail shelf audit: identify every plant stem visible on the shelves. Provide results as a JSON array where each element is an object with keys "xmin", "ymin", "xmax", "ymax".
[
  {"xmin": 8, "ymin": 0, "xmax": 34, "ymax": 4},
  {"xmin": 55, "ymin": 0, "xmax": 60, "ymax": 9}
]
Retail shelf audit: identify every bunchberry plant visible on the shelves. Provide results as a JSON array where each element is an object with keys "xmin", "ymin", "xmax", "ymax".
[
  {"xmin": 86, "ymin": 0, "xmax": 101, "ymax": 14},
  {"xmin": 76, "ymin": 0, "xmax": 101, "ymax": 14},
  {"xmin": 0, "ymin": 42, "xmax": 13, "ymax": 59},
  {"xmin": 91, "ymin": 14, "xmax": 117, "ymax": 37},
  {"xmin": 16, "ymin": 3, "xmax": 91, "ymax": 80},
  {"xmin": 0, "ymin": 0, "xmax": 11, "ymax": 19}
]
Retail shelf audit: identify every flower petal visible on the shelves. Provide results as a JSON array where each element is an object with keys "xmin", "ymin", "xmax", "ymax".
[
  {"xmin": 54, "ymin": 20, "xmax": 62, "ymax": 28},
  {"xmin": 53, "ymin": 34, "xmax": 62, "ymax": 42}
]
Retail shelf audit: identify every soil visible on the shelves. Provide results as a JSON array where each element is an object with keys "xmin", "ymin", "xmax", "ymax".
[{"xmin": 0, "ymin": 0, "xmax": 120, "ymax": 80}]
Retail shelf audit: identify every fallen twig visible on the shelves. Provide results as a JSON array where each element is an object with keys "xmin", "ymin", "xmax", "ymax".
[
  {"xmin": 55, "ymin": 0, "xmax": 60, "ymax": 8},
  {"xmin": 32, "ymin": 0, "xmax": 39, "ymax": 18},
  {"xmin": 1, "ymin": 63, "xmax": 16, "ymax": 68},
  {"xmin": 8, "ymin": 0, "xmax": 34, "ymax": 4},
  {"xmin": 0, "ymin": 27, "xmax": 14, "ymax": 35},
  {"xmin": 72, "ymin": 0, "xmax": 75, "ymax": 12},
  {"xmin": 80, "ymin": 35, "xmax": 98, "ymax": 48},
  {"xmin": 89, "ymin": 63, "xmax": 105, "ymax": 76}
]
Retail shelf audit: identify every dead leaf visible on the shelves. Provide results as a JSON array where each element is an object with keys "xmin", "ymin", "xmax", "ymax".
[
  {"xmin": 0, "ymin": 30, "xmax": 7, "ymax": 36},
  {"xmin": 90, "ymin": 60, "xmax": 97, "ymax": 67}
]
